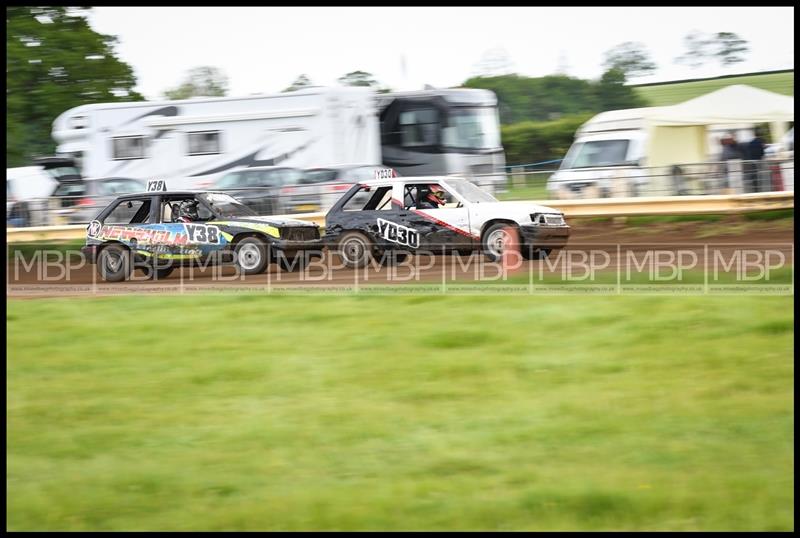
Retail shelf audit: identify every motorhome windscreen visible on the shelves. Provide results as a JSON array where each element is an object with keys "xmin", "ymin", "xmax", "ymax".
[
  {"xmin": 561, "ymin": 140, "xmax": 630, "ymax": 169},
  {"xmin": 199, "ymin": 193, "xmax": 256, "ymax": 217},
  {"xmin": 444, "ymin": 179, "xmax": 498, "ymax": 203},
  {"xmin": 443, "ymin": 108, "xmax": 502, "ymax": 150}
]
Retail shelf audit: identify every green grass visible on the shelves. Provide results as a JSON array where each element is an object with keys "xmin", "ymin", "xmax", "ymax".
[
  {"xmin": 498, "ymin": 178, "xmax": 550, "ymax": 201},
  {"xmin": 634, "ymin": 71, "xmax": 794, "ymax": 106},
  {"xmin": 7, "ymin": 294, "xmax": 794, "ymax": 531}
]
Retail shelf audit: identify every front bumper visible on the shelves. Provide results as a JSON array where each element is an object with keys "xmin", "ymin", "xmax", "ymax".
[
  {"xmin": 271, "ymin": 239, "xmax": 326, "ymax": 253},
  {"xmin": 81, "ymin": 244, "xmax": 98, "ymax": 264},
  {"xmin": 519, "ymin": 224, "xmax": 571, "ymax": 250}
]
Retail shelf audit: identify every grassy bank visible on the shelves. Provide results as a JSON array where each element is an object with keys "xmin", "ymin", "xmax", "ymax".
[{"xmin": 7, "ymin": 294, "xmax": 794, "ymax": 530}]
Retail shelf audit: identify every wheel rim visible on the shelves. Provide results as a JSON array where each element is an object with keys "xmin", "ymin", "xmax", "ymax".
[
  {"xmin": 341, "ymin": 237, "xmax": 366, "ymax": 264},
  {"xmin": 487, "ymin": 229, "xmax": 509, "ymax": 258},
  {"xmin": 238, "ymin": 243, "xmax": 262, "ymax": 270},
  {"xmin": 105, "ymin": 251, "xmax": 122, "ymax": 272}
]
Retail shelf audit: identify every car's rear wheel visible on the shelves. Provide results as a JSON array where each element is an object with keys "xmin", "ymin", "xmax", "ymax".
[
  {"xmin": 482, "ymin": 223, "xmax": 520, "ymax": 262},
  {"xmin": 234, "ymin": 236, "xmax": 270, "ymax": 275},
  {"xmin": 97, "ymin": 244, "xmax": 132, "ymax": 282},
  {"xmin": 338, "ymin": 231, "xmax": 373, "ymax": 269}
]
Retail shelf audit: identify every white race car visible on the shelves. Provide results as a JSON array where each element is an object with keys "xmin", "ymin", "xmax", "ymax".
[{"xmin": 324, "ymin": 175, "xmax": 570, "ymax": 267}]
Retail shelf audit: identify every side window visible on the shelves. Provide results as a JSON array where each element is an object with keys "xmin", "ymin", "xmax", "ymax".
[
  {"xmin": 216, "ymin": 172, "xmax": 242, "ymax": 189},
  {"xmin": 362, "ymin": 186, "xmax": 394, "ymax": 211},
  {"xmin": 161, "ymin": 198, "xmax": 212, "ymax": 222},
  {"xmin": 104, "ymin": 199, "xmax": 151, "ymax": 224},
  {"xmin": 112, "ymin": 136, "xmax": 147, "ymax": 160},
  {"xmin": 342, "ymin": 186, "xmax": 375, "ymax": 211},
  {"xmin": 404, "ymin": 183, "xmax": 456, "ymax": 209},
  {"xmin": 399, "ymin": 108, "xmax": 440, "ymax": 148},
  {"xmin": 187, "ymin": 131, "xmax": 221, "ymax": 156}
]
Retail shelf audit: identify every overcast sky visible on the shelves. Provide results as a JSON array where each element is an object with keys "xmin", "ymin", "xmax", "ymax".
[{"xmin": 88, "ymin": 6, "xmax": 794, "ymax": 100}]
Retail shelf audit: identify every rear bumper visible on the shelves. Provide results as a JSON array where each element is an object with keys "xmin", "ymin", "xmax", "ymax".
[{"xmin": 519, "ymin": 225, "xmax": 571, "ymax": 249}]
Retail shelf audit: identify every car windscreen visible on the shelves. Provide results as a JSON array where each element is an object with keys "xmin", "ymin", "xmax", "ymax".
[
  {"xmin": 444, "ymin": 179, "xmax": 497, "ymax": 203},
  {"xmin": 302, "ymin": 169, "xmax": 338, "ymax": 184},
  {"xmin": 561, "ymin": 140, "xmax": 631, "ymax": 169},
  {"xmin": 215, "ymin": 173, "xmax": 242, "ymax": 189},
  {"xmin": 198, "ymin": 192, "xmax": 257, "ymax": 217},
  {"xmin": 53, "ymin": 181, "xmax": 87, "ymax": 198}
]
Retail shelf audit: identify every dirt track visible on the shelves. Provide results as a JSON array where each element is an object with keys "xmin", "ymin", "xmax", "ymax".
[{"xmin": 7, "ymin": 219, "xmax": 794, "ymax": 298}]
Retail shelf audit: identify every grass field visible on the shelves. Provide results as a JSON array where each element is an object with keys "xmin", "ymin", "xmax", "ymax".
[
  {"xmin": 634, "ymin": 71, "xmax": 794, "ymax": 106},
  {"xmin": 7, "ymin": 294, "xmax": 794, "ymax": 531}
]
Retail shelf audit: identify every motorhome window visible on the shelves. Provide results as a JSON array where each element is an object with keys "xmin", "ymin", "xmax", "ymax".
[
  {"xmin": 105, "ymin": 199, "xmax": 150, "ymax": 224},
  {"xmin": 399, "ymin": 108, "xmax": 440, "ymax": 147},
  {"xmin": 445, "ymin": 179, "xmax": 498, "ymax": 203},
  {"xmin": 562, "ymin": 140, "xmax": 631, "ymax": 169},
  {"xmin": 112, "ymin": 136, "xmax": 147, "ymax": 160},
  {"xmin": 187, "ymin": 131, "xmax": 221, "ymax": 156},
  {"xmin": 442, "ymin": 108, "xmax": 502, "ymax": 150}
]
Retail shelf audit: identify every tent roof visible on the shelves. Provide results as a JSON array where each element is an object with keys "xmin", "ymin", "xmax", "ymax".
[{"xmin": 646, "ymin": 84, "xmax": 794, "ymax": 126}]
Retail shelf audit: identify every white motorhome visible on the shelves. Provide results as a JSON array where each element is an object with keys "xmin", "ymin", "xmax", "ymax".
[
  {"xmin": 547, "ymin": 107, "xmax": 755, "ymax": 199},
  {"xmin": 51, "ymin": 86, "xmax": 506, "ymax": 192}
]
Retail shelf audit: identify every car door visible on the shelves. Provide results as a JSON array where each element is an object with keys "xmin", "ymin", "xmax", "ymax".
[{"xmin": 395, "ymin": 182, "xmax": 474, "ymax": 252}]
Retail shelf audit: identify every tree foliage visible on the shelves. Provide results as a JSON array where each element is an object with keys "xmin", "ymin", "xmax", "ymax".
[
  {"xmin": 603, "ymin": 41, "xmax": 657, "ymax": 79},
  {"xmin": 6, "ymin": 6, "xmax": 144, "ymax": 166},
  {"xmin": 163, "ymin": 66, "xmax": 229, "ymax": 100},
  {"xmin": 675, "ymin": 30, "xmax": 750, "ymax": 68},
  {"xmin": 462, "ymin": 71, "xmax": 644, "ymax": 125},
  {"xmin": 283, "ymin": 74, "xmax": 314, "ymax": 92},
  {"xmin": 338, "ymin": 70, "xmax": 379, "ymax": 88}
]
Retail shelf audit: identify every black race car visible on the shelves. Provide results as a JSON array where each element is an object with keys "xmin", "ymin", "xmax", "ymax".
[{"xmin": 82, "ymin": 190, "xmax": 323, "ymax": 281}]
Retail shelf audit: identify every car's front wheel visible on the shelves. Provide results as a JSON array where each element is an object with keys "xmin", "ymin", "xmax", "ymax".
[
  {"xmin": 482, "ymin": 223, "xmax": 521, "ymax": 262},
  {"xmin": 337, "ymin": 231, "xmax": 373, "ymax": 269},
  {"xmin": 97, "ymin": 244, "xmax": 133, "ymax": 282},
  {"xmin": 234, "ymin": 236, "xmax": 270, "ymax": 275}
]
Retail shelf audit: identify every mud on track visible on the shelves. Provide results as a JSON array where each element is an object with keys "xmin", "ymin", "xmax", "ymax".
[{"xmin": 7, "ymin": 220, "xmax": 794, "ymax": 298}]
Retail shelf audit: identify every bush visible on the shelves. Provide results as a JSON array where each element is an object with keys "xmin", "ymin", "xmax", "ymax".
[{"xmin": 501, "ymin": 114, "xmax": 592, "ymax": 166}]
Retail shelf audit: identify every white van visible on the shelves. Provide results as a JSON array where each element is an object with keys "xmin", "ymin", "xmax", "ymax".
[{"xmin": 547, "ymin": 107, "xmax": 755, "ymax": 199}]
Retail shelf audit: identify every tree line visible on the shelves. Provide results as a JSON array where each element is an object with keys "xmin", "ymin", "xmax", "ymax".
[{"xmin": 6, "ymin": 6, "xmax": 753, "ymax": 167}]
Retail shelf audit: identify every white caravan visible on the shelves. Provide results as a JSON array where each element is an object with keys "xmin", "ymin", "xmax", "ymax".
[{"xmin": 51, "ymin": 86, "xmax": 506, "ymax": 192}]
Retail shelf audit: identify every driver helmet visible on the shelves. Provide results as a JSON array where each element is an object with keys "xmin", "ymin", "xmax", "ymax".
[
  {"xmin": 426, "ymin": 184, "xmax": 446, "ymax": 206},
  {"xmin": 178, "ymin": 200, "xmax": 199, "ymax": 222}
]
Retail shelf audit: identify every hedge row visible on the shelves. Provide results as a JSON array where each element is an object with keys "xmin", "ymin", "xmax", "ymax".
[{"xmin": 500, "ymin": 113, "xmax": 592, "ymax": 167}]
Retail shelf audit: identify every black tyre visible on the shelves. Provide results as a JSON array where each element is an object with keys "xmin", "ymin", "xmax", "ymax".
[
  {"xmin": 97, "ymin": 244, "xmax": 133, "ymax": 282},
  {"xmin": 338, "ymin": 231, "xmax": 373, "ymax": 269},
  {"xmin": 378, "ymin": 249, "xmax": 410, "ymax": 266},
  {"xmin": 234, "ymin": 236, "xmax": 270, "ymax": 275},
  {"xmin": 521, "ymin": 246, "xmax": 552, "ymax": 261},
  {"xmin": 139, "ymin": 263, "xmax": 176, "ymax": 280},
  {"xmin": 481, "ymin": 223, "xmax": 520, "ymax": 262}
]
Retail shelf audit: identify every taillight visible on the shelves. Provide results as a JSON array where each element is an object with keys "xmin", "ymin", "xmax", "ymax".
[
  {"xmin": 78, "ymin": 197, "xmax": 94, "ymax": 206},
  {"xmin": 280, "ymin": 187, "xmax": 296, "ymax": 195}
]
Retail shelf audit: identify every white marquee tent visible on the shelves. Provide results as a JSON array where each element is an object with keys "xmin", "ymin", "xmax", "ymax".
[{"xmin": 643, "ymin": 85, "xmax": 794, "ymax": 167}]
